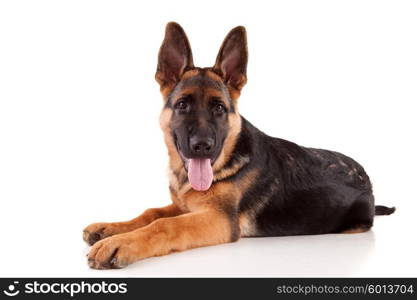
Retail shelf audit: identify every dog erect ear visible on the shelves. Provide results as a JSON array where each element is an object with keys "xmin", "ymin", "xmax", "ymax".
[
  {"xmin": 155, "ymin": 22, "xmax": 194, "ymax": 94},
  {"xmin": 213, "ymin": 26, "xmax": 248, "ymax": 99}
]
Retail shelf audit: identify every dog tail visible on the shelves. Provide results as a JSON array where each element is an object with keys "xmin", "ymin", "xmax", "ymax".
[{"xmin": 375, "ymin": 205, "xmax": 396, "ymax": 216}]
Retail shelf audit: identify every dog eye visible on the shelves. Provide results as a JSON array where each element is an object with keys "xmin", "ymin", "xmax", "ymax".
[
  {"xmin": 214, "ymin": 104, "xmax": 226, "ymax": 114},
  {"xmin": 175, "ymin": 101, "xmax": 188, "ymax": 111}
]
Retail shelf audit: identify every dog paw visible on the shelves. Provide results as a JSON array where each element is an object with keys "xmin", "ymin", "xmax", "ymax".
[
  {"xmin": 87, "ymin": 235, "xmax": 138, "ymax": 269},
  {"xmin": 83, "ymin": 222, "xmax": 115, "ymax": 246}
]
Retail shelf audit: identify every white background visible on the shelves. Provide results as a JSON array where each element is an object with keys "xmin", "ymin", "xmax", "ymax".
[{"xmin": 0, "ymin": 0, "xmax": 416, "ymax": 277}]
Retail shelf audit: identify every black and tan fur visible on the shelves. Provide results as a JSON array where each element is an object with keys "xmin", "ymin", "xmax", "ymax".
[{"xmin": 83, "ymin": 23, "xmax": 395, "ymax": 269}]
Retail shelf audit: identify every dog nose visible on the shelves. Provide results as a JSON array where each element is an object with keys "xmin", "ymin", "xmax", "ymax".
[{"xmin": 190, "ymin": 136, "xmax": 214, "ymax": 156}]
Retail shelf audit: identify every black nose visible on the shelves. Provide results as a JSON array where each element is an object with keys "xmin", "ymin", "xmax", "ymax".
[{"xmin": 189, "ymin": 136, "xmax": 215, "ymax": 157}]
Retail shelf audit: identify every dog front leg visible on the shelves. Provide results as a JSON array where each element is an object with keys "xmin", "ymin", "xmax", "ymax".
[
  {"xmin": 83, "ymin": 203, "xmax": 183, "ymax": 246},
  {"xmin": 87, "ymin": 208, "xmax": 238, "ymax": 269}
]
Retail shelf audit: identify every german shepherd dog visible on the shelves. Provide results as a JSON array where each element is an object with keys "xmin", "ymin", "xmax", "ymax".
[{"xmin": 83, "ymin": 23, "xmax": 395, "ymax": 269}]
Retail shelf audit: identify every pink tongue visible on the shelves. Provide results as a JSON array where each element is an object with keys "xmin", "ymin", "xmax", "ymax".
[{"xmin": 187, "ymin": 158, "xmax": 213, "ymax": 191}]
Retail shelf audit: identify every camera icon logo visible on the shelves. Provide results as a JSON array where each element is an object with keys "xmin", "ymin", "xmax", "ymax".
[{"xmin": 3, "ymin": 281, "xmax": 20, "ymax": 297}]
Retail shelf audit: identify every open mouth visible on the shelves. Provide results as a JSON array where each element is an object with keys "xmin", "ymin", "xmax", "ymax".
[{"xmin": 176, "ymin": 142, "xmax": 216, "ymax": 192}]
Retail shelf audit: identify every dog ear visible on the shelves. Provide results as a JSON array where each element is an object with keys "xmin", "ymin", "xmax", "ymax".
[
  {"xmin": 213, "ymin": 26, "xmax": 248, "ymax": 98},
  {"xmin": 155, "ymin": 22, "xmax": 194, "ymax": 93}
]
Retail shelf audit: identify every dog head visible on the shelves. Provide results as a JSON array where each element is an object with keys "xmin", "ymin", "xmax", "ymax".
[{"xmin": 156, "ymin": 22, "xmax": 248, "ymax": 191}]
